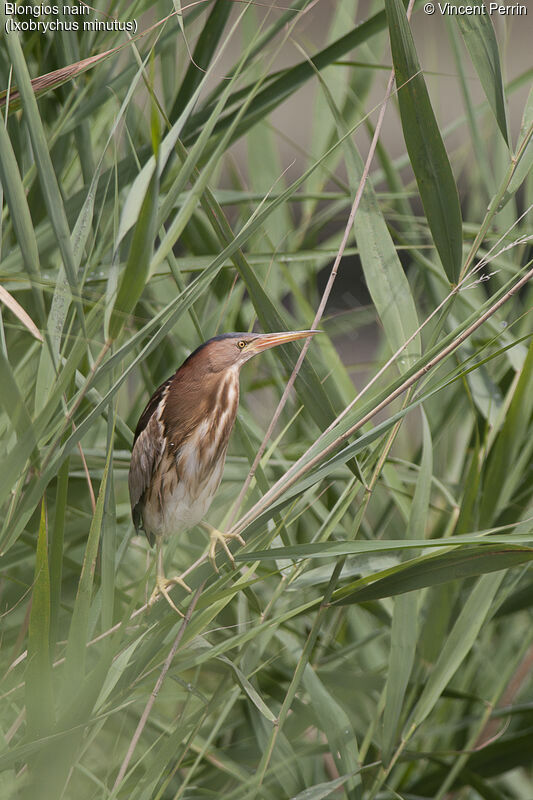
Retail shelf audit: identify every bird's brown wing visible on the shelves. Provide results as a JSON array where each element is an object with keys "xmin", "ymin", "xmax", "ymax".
[
  {"xmin": 133, "ymin": 376, "xmax": 173, "ymax": 446},
  {"xmin": 129, "ymin": 376, "xmax": 173, "ymax": 546}
]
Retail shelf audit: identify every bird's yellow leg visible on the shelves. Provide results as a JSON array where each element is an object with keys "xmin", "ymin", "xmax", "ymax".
[
  {"xmin": 201, "ymin": 522, "xmax": 245, "ymax": 572},
  {"xmin": 149, "ymin": 540, "xmax": 192, "ymax": 614}
]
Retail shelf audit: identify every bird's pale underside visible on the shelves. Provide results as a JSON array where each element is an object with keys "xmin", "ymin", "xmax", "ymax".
[{"xmin": 128, "ymin": 330, "xmax": 318, "ymax": 612}]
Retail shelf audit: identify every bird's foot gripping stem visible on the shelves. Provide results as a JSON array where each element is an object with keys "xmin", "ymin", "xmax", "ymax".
[
  {"xmin": 149, "ymin": 574, "xmax": 192, "ymax": 615},
  {"xmin": 203, "ymin": 524, "xmax": 245, "ymax": 572},
  {"xmin": 150, "ymin": 540, "xmax": 193, "ymax": 614}
]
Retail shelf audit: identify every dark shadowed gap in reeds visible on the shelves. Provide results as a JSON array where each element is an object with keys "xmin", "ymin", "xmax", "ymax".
[{"xmin": 0, "ymin": 1, "xmax": 532, "ymax": 798}]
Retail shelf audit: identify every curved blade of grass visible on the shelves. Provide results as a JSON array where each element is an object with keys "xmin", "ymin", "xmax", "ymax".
[
  {"xmin": 218, "ymin": 657, "xmax": 276, "ymax": 723},
  {"xmin": 333, "ymin": 546, "xmax": 533, "ymax": 604},
  {"xmin": 386, "ymin": 0, "xmax": 463, "ymax": 282},
  {"xmin": 452, "ymin": 1, "xmax": 508, "ymax": 144}
]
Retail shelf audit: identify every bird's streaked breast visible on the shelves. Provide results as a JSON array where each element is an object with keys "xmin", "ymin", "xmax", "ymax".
[{"xmin": 140, "ymin": 368, "xmax": 240, "ymax": 540}]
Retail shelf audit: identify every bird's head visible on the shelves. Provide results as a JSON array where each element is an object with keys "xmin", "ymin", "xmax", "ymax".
[{"xmin": 189, "ymin": 330, "xmax": 320, "ymax": 374}]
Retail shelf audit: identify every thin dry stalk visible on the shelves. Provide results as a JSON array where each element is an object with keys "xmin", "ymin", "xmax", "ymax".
[{"xmin": 112, "ymin": 582, "xmax": 205, "ymax": 791}]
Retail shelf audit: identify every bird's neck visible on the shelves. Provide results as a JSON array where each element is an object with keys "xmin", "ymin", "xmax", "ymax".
[{"xmin": 162, "ymin": 364, "xmax": 240, "ymax": 449}]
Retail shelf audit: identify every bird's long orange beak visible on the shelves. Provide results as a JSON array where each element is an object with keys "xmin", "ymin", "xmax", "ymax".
[{"xmin": 249, "ymin": 329, "xmax": 320, "ymax": 353}]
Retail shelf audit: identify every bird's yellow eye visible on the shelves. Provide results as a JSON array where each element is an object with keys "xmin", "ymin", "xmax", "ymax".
[{"xmin": 237, "ymin": 340, "xmax": 246, "ymax": 349}]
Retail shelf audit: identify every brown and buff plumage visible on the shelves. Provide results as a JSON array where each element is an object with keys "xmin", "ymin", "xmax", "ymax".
[
  {"xmin": 129, "ymin": 356, "xmax": 239, "ymax": 545},
  {"xmin": 129, "ymin": 331, "xmax": 318, "ymax": 613}
]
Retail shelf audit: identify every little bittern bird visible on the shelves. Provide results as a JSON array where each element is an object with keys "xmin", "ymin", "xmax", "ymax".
[{"xmin": 129, "ymin": 330, "xmax": 317, "ymax": 612}]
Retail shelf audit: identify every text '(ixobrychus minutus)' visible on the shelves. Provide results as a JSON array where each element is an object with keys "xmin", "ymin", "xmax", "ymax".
[{"xmin": 129, "ymin": 330, "xmax": 318, "ymax": 612}]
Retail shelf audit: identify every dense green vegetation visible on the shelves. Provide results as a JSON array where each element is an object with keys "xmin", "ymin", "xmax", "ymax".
[{"xmin": 0, "ymin": 1, "xmax": 532, "ymax": 798}]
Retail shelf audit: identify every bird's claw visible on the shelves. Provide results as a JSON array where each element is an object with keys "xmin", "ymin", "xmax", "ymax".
[
  {"xmin": 149, "ymin": 574, "xmax": 192, "ymax": 615},
  {"xmin": 208, "ymin": 529, "xmax": 246, "ymax": 573}
]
